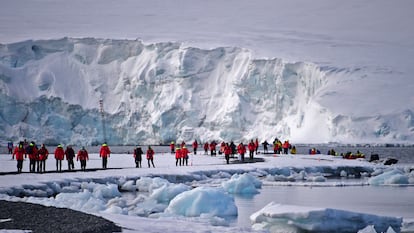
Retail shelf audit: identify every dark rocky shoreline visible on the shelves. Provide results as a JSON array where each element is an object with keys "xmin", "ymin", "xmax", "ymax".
[{"xmin": 0, "ymin": 200, "xmax": 122, "ymax": 233}]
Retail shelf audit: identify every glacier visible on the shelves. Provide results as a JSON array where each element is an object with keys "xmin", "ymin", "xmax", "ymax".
[{"xmin": 1, "ymin": 37, "xmax": 413, "ymax": 145}]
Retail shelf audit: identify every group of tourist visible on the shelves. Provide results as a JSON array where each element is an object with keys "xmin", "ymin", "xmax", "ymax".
[
  {"xmin": 9, "ymin": 137, "xmax": 299, "ymax": 173},
  {"xmin": 10, "ymin": 140, "xmax": 111, "ymax": 173}
]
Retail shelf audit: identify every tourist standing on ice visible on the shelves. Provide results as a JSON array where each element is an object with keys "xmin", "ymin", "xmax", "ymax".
[
  {"xmin": 146, "ymin": 146, "xmax": 155, "ymax": 168},
  {"xmin": 237, "ymin": 142, "xmax": 246, "ymax": 162},
  {"xmin": 230, "ymin": 141, "xmax": 236, "ymax": 158},
  {"xmin": 65, "ymin": 145, "xmax": 75, "ymax": 170},
  {"xmin": 12, "ymin": 142, "xmax": 25, "ymax": 173},
  {"xmin": 77, "ymin": 147, "xmax": 89, "ymax": 171},
  {"xmin": 175, "ymin": 146, "xmax": 182, "ymax": 166},
  {"xmin": 290, "ymin": 146, "xmax": 297, "ymax": 154},
  {"xmin": 192, "ymin": 140, "xmax": 198, "ymax": 155},
  {"xmin": 224, "ymin": 143, "xmax": 231, "ymax": 164},
  {"xmin": 54, "ymin": 144, "xmax": 65, "ymax": 172},
  {"xmin": 38, "ymin": 144, "xmax": 49, "ymax": 173},
  {"xmin": 181, "ymin": 145, "xmax": 190, "ymax": 166},
  {"xmin": 99, "ymin": 143, "xmax": 111, "ymax": 169},
  {"xmin": 170, "ymin": 141, "xmax": 175, "ymax": 154},
  {"xmin": 210, "ymin": 141, "xmax": 217, "ymax": 156},
  {"xmin": 262, "ymin": 140, "xmax": 269, "ymax": 153},
  {"xmin": 203, "ymin": 142, "xmax": 209, "ymax": 155},
  {"xmin": 7, "ymin": 141, "xmax": 13, "ymax": 154},
  {"xmin": 255, "ymin": 138, "xmax": 259, "ymax": 154},
  {"xmin": 248, "ymin": 140, "xmax": 256, "ymax": 160},
  {"xmin": 26, "ymin": 142, "xmax": 38, "ymax": 173},
  {"xmin": 282, "ymin": 141, "xmax": 290, "ymax": 154},
  {"xmin": 133, "ymin": 146, "xmax": 143, "ymax": 168}
]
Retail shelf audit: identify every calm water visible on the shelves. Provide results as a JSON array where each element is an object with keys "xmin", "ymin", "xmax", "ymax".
[
  {"xmin": 231, "ymin": 145, "xmax": 414, "ymax": 227},
  {"xmin": 233, "ymin": 184, "xmax": 414, "ymax": 228}
]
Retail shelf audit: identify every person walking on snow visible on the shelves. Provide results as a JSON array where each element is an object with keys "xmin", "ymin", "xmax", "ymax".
[
  {"xmin": 99, "ymin": 143, "xmax": 111, "ymax": 169},
  {"xmin": 282, "ymin": 141, "xmax": 290, "ymax": 154},
  {"xmin": 7, "ymin": 141, "xmax": 13, "ymax": 154},
  {"xmin": 237, "ymin": 142, "xmax": 246, "ymax": 162},
  {"xmin": 12, "ymin": 142, "xmax": 26, "ymax": 173},
  {"xmin": 248, "ymin": 140, "xmax": 256, "ymax": 160},
  {"xmin": 54, "ymin": 144, "xmax": 65, "ymax": 172},
  {"xmin": 65, "ymin": 145, "xmax": 75, "ymax": 170},
  {"xmin": 26, "ymin": 142, "xmax": 38, "ymax": 173},
  {"xmin": 146, "ymin": 146, "xmax": 155, "ymax": 168},
  {"xmin": 203, "ymin": 142, "xmax": 209, "ymax": 155},
  {"xmin": 134, "ymin": 146, "xmax": 143, "ymax": 168},
  {"xmin": 77, "ymin": 147, "xmax": 89, "ymax": 171},
  {"xmin": 170, "ymin": 141, "xmax": 175, "ymax": 154},
  {"xmin": 175, "ymin": 147, "xmax": 182, "ymax": 166},
  {"xmin": 255, "ymin": 138, "xmax": 259, "ymax": 154},
  {"xmin": 181, "ymin": 145, "xmax": 190, "ymax": 166},
  {"xmin": 38, "ymin": 144, "xmax": 49, "ymax": 173},
  {"xmin": 192, "ymin": 140, "xmax": 198, "ymax": 155},
  {"xmin": 224, "ymin": 143, "xmax": 232, "ymax": 164}
]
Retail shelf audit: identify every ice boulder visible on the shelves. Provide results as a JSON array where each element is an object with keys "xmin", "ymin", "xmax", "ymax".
[
  {"xmin": 221, "ymin": 173, "xmax": 262, "ymax": 194},
  {"xmin": 251, "ymin": 202, "xmax": 402, "ymax": 233},
  {"xmin": 368, "ymin": 168, "xmax": 409, "ymax": 185},
  {"xmin": 149, "ymin": 183, "xmax": 190, "ymax": 203},
  {"xmin": 165, "ymin": 186, "xmax": 237, "ymax": 217}
]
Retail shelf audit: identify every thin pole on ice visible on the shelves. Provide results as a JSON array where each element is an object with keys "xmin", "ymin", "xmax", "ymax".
[{"xmin": 99, "ymin": 99, "xmax": 107, "ymax": 143}]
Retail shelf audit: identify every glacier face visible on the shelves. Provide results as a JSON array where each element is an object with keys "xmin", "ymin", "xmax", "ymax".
[{"xmin": 0, "ymin": 38, "xmax": 413, "ymax": 145}]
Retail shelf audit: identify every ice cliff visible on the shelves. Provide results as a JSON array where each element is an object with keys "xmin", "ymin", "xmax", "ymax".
[{"xmin": 0, "ymin": 38, "xmax": 413, "ymax": 145}]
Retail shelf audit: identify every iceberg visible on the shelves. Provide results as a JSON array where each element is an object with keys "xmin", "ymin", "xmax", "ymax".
[{"xmin": 251, "ymin": 202, "xmax": 402, "ymax": 233}]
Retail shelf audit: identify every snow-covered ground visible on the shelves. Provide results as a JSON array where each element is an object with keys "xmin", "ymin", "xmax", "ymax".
[{"xmin": 1, "ymin": 150, "xmax": 413, "ymax": 233}]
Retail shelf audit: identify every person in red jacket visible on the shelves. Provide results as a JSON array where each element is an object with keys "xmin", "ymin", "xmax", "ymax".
[
  {"xmin": 181, "ymin": 146, "xmax": 190, "ymax": 166},
  {"xmin": 54, "ymin": 144, "xmax": 65, "ymax": 172},
  {"xmin": 282, "ymin": 141, "xmax": 290, "ymax": 154},
  {"xmin": 192, "ymin": 140, "xmax": 198, "ymax": 155},
  {"xmin": 12, "ymin": 142, "xmax": 26, "ymax": 173},
  {"xmin": 38, "ymin": 144, "xmax": 49, "ymax": 173},
  {"xmin": 170, "ymin": 141, "xmax": 175, "ymax": 154},
  {"xmin": 224, "ymin": 143, "xmax": 232, "ymax": 164},
  {"xmin": 248, "ymin": 140, "xmax": 256, "ymax": 160},
  {"xmin": 175, "ymin": 147, "xmax": 182, "ymax": 166},
  {"xmin": 203, "ymin": 142, "xmax": 209, "ymax": 155},
  {"xmin": 237, "ymin": 142, "xmax": 246, "ymax": 162},
  {"xmin": 77, "ymin": 146, "xmax": 89, "ymax": 171},
  {"xmin": 255, "ymin": 138, "xmax": 259, "ymax": 154},
  {"xmin": 26, "ymin": 142, "xmax": 38, "ymax": 173},
  {"xmin": 146, "ymin": 146, "xmax": 155, "ymax": 168},
  {"xmin": 99, "ymin": 143, "xmax": 111, "ymax": 169},
  {"xmin": 209, "ymin": 141, "xmax": 216, "ymax": 156}
]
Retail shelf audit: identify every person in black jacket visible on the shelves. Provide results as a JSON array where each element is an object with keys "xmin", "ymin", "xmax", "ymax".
[
  {"xmin": 134, "ymin": 146, "xmax": 144, "ymax": 168},
  {"xmin": 65, "ymin": 145, "xmax": 75, "ymax": 170}
]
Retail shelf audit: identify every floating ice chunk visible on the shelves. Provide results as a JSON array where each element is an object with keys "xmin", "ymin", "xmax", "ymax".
[
  {"xmin": 165, "ymin": 186, "xmax": 237, "ymax": 217},
  {"xmin": 136, "ymin": 177, "xmax": 169, "ymax": 193},
  {"xmin": 221, "ymin": 173, "xmax": 262, "ymax": 194},
  {"xmin": 251, "ymin": 202, "xmax": 402, "ymax": 233},
  {"xmin": 358, "ymin": 225, "xmax": 377, "ymax": 233},
  {"xmin": 149, "ymin": 183, "xmax": 190, "ymax": 203},
  {"xmin": 368, "ymin": 168, "xmax": 409, "ymax": 185},
  {"xmin": 306, "ymin": 175, "xmax": 327, "ymax": 182},
  {"xmin": 103, "ymin": 205, "xmax": 125, "ymax": 215},
  {"xmin": 120, "ymin": 180, "xmax": 136, "ymax": 191},
  {"xmin": 93, "ymin": 183, "xmax": 121, "ymax": 199}
]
